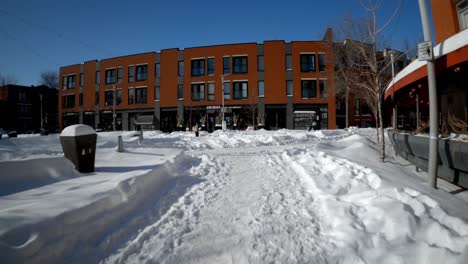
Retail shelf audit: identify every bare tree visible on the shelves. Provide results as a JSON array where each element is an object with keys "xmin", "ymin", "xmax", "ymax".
[
  {"xmin": 0, "ymin": 73, "xmax": 18, "ymax": 86},
  {"xmin": 335, "ymin": 0, "xmax": 402, "ymax": 161},
  {"xmin": 39, "ymin": 71, "xmax": 59, "ymax": 89}
]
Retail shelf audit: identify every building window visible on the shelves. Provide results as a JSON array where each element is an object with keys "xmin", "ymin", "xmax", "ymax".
[
  {"xmin": 155, "ymin": 63, "xmax": 160, "ymax": 78},
  {"xmin": 191, "ymin": 59, "xmax": 205, "ymax": 76},
  {"xmin": 223, "ymin": 57, "xmax": 230, "ymax": 74},
  {"xmin": 208, "ymin": 83, "xmax": 215, "ymax": 101},
  {"xmin": 223, "ymin": 81, "xmax": 231, "ymax": 100},
  {"xmin": 79, "ymin": 93, "xmax": 83, "ymax": 106},
  {"xmin": 117, "ymin": 89, "xmax": 122, "ymax": 105},
  {"xmin": 105, "ymin": 69, "xmax": 116, "ymax": 84},
  {"xmin": 67, "ymin": 75, "xmax": 76, "ymax": 89},
  {"xmin": 207, "ymin": 58, "xmax": 215, "ymax": 75},
  {"xmin": 135, "ymin": 87, "xmax": 147, "ymax": 104},
  {"xmin": 155, "ymin": 86, "xmax": 160, "ymax": 100},
  {"xmin": 95, "ymin": 91, "xmax": 99, "ymax": 105},
  {"xmin": 286, "ymin": 80, "xmax": 293, "ymax": 96},
  {"xmin": 177, "ymin": 61, "xmax": 184, "ymax": 77},
  {"xmin": 233, "ymin": 56, "xmax": 248, "ymax": 74},
  {"xmin": 286, "ymin": 55, "xmax": 292, "ymax": 70},
  {"xmin": 62, "ymin": 95, "xmax": 66, "ymax": 108},
  {"xmin": 318, "ymin": 54, "xmax": 326, "ymax": 72},
  {"xmin": 319, "ymin": 79, "xmax": 327, "ymax": 98},
  {"xmin": 300, "ymin": 54, "xmax": 316, "ymax": 72},
  {"xmin": 128, "ymin": 88, "xmax": 134, "ymax": 105},
  {"xmin": 178, "ymin": 84, "xmax": 183, "ymax": 99},
  {"xmin": 136, "ymin": 65, "xmax": 148, "ymax": 81},
  {"xmin": 457, "ymin": 0, "xmax": 468, "ymax": 30},
  {"xmin": 355, "ymin": 98, "xmax": 360, "ymax": 115},
  {"xmin": 62, "ymin": 76, "xmax": 67, "ymax": 90},
  {"xmin": 301, "ymin": 80, "xmax": 317, "ymax": 98},
  {"xmin": 257, "ymin": 56, "xmax": 264, "ymax": 72},
  {"xmin": 67, "ymin": 94, "xmax": 75, "ymax": 108},
  {"xmin": 117, "ymin": 68, "xmax": 123, "ymax": 84},
  {"xmin": 80, "ymin": 73, "xmax": 84, "ymax": 87},
  {"xmin": 128, "ymin": 66, "xmax": 135, "ymax": 82},
  {"xmin": 95, "ymin": 71, "xmax": 100, "ymax": 84},
  {"xmin": 258, "ymin": 81, "xmax": 264, "ymax": 97},
  {"xmin": 233, "ymin": 81, "xmax": 248, "ymax": 100},
  {"xmin": 105, "ymin": 90, "xmax": 113, "ymax": 106},
  {"xmin": 191, "ymin": 83, "xmax": 205, "ymax": 101}
]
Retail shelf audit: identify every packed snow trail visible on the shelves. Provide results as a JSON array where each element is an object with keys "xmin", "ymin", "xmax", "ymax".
[{"xmin": 103, "ymin": 137, "xmax": 468, "ymax": 263}]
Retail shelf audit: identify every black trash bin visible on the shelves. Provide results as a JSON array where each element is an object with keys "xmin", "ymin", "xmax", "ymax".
[{"xmin": 60, "ymin": 124, "xmax": 97, "ymax": 173}]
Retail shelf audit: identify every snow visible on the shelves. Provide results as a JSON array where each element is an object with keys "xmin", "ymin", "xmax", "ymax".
[
  {"xmin": 60, "ymin": 124, "xmax": 96, "ymax": 137},
  {"xmin": 0, "ymin": 128, "xmax": 467, "ymax": 263}
]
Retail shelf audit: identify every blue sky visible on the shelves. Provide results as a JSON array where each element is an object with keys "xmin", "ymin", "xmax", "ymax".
[{"xmin": 1, "ymin": 0, "xmax": 427, "ymax": 86}]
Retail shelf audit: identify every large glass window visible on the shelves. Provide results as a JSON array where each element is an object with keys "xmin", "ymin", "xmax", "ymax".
[
  {"xmin": 233, "ymin": 56, "xmax": 248, "ymax": 74},
  {"xmin": 301, "ymin": 80, "xmax": 317, "ymax": 98},
  {"xmin": 136, "ymin": 65, "xmax": 148, "ymax": 81},
  {"xmin": 208, "ymin": 83, "xmax": 215, "ymax": 101},
  {"xmin": 207, "ymin": 58, "xmax": 215, "ymax": 75},
  {"xmin": 155, "ymin": 63, "xmax": 160, "ymax": 78},
  {"xmin": 135, "ymin": 87, "xmax": 147, "ymax": 104},
  {"xmin": 178, "ymin": 61, "xmax": 184, "ymax": 77},
  {"xmin": 117, "ymin": 68, "xmax": 123, "ymax": 83},
  {"xmin": 105, "ymin": 69, "xmax": 116, "ymax": 84},
  {"xmin": 178, "ymin": 84, "xmax": 183, "ymax": 99},
  {"xmin": 257, "ymin": 56, "xmax": 264, "ymax": 72},
  {"xmin": 67, "ymin": 75, "xmax": 76, "ymax": 89},
  {"xmin": 286, "ymin": 55, "xmax": 292, "ymax": 70},
  {"xmin": 223, "ymin": 81, "xmax": 231, "ymax": 100},
  {"xmin": 135, "ymin": 65, "xmax": 147, "ymax": 81},
  {"xmin": 191, "ymin": 59, "xmax": 205, "ymax": 76},
  {"xmin": 62, "ymin": 76, "xmax": 67, "ymax": 90},
  {"xmin": 128, "ymin": 88, "xmax": 134, "ymax": 104},
  {"xmin": 67, "ymin": 94, "xmax": 75, "ymax": 108},
  {"xmin": 95, "ymin": 71, "xmax": 100, "ymax": 84},
  {"xmin": 300, "ymin": 54, "xmax": 316, "ymax": 72},
  {"xmin": 258, "ymin": 81, "xmax": 264, "ymax": 97},
  {"xmin": 155, "ymin": 86, "xmax": 160, "ymax": 100},
  {"xmin": 128, "ymin": 66, "xmax": 135, "ymax": 82},
  {"xmin": 223, "ymin": 57, "xmax": 230, "ymax": 74},
  {"xmin": 286, "ymin": 80, "xmax": 293, "ymax": 96},
  {"xmin": 233, "ymin": 81, "xmax": 248, "ymax": 100},
  {"xmin": 191, "ymin": 83, "xmax": 205, "ymax": 101},
  {"xmin": 318, "ymin": 54, "xmax": 326, "ymax": 72},
  {"xmin": 319, "ymin": 79, "xmax": 327, "ymax": 98},
  {"xmin": 105, "ymin": 90, "xmax": 114, "ymax": 106}
]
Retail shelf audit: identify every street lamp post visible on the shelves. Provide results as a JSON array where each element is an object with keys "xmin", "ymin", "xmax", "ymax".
[
  {"xmin": 418, "ymin": 0, "xmax": 439, "ymax": 188},
  {"xmin": 39, "ymin": 93, "xmax": 44, "ymax": 132},
  {"xmin": 390, "ymin": 51, "xmax": 397, "ymax": 129},
  {"xmin": 113, "ymin": 84, "xmax": 116, "ymax": 131},
  {"xmin": 221, "ymin": 73, "xmax": 230, "ymax": 131}
]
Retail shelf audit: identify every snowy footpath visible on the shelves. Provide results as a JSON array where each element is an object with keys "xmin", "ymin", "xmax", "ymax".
[{"xmin": 0, "ymin": 129, "xmax": 468, "ymax": 263}]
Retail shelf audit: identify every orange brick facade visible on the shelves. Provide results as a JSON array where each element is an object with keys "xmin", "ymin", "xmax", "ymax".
[{"xmin": 59, "ymin": 31, "xmax": 336, "ymax": 131}]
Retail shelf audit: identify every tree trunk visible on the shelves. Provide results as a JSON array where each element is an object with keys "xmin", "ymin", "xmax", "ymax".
[
  {"xmin": 378, "ymin": 97, "xmax": 385, "ymax": 161},
  {"xmin": 345, "ymin": 88, "xmax": 349, "ymax": 128}
]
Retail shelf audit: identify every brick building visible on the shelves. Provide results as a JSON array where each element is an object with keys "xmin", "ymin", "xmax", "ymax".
[{"xmin": 59, "ymin": 29, "xmax": 336, "ymax": 132}]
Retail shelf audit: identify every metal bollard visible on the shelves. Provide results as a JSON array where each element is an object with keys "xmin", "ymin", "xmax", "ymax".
[
  {"xmin": 138, "ymin": 130, "xmax": 143, "ymax": 144},
  {"xmin": 117, "ymin": 135, "xmax": 124, "ymax": 152}
]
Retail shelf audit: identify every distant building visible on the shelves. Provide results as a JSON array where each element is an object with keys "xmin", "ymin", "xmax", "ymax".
[
  {"xmin": 58, "ymin": 29, "xmax": 337, "ymax": 131},
  {"xmin": 0, "ymin": 85, "xmax": 58, "ymax": 133}
]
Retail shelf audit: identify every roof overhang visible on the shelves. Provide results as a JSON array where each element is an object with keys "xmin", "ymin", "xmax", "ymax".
[{"xmin": 384, "ymin": 29, "xmax": 468, "ymax": 100}]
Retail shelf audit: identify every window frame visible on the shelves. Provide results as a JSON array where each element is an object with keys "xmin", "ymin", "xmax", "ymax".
[
  {"xmin": 155, "ymin": 86, "xmax": 160, "ymax": 101},
  {"xmin": 223, "ymin": 81, "xmax": 231, "ymax": 100},
  {"xmin": 300, "ymin": 54, "xmax": 316, "ymax": 72},
  {"xmin": 135, "ymin": 87, "xmax": 147, "ymax": 104},
  {"xmin": 155, "ymin": 63, "xmax": 160, "ymax": 78},
  {"xmin": 191, "ymin": 59, "xmax": 206, "ymax": 76},
  {"xmin": 128, "ymin": 87, "xmax": 134, "ymax": 105},
  {"xmin": 257, "ymin": 56, "xmax": 264, "ymax": 72},
  {"xmin": 105, "ymin": 90, "xmax": 114, "ymax": 106},
  {"xmin": 233, "ymin": 81, "xmax": 248, "ymax": 100},
  {"xmin": 286, "ymin": 80, "xmax": 293, "ymax": 97},
  {"xmin": 178, "ymin": 61, "xmax": 184, "ymax": 77},
  {"xmin": 318, "ymin": 53, "xmax": 326, "ymax": 72},
  {"xmin": 95, "ymin": 71, "xmax": 100, "ymax": 84},
  {"xmin": 223, "ymin": 57, "xmax": 230, "ymax": 74},
  {"xmin": 258, "ymin": 81, "xmax": 264, "ymax": 97},
  {"xmin": 128, "ymin": 66, "xmax": 135, "ymax": 82},
  {"xmin": 319, "ymin": 79, "xmax": 327, "ymax": 98},
  {"xmin": 105, "ymin": 69, "xmax": 116, "ymax": 84},
  {"xmin": 207, "ymin": 58, "xmax": 215, "ymax": 76},
  {"xmin": 117, "ymin": 67, "xmax": 123, "ymax": 84},
  {"xmin": 208, "ymin": 82, "xmax": 215, "ymax": 101},
  {"xmin": 136, "ymin": 65, "xmax": 148, "ymax": 81},
  {"xmin": 301, "ymin": 79, "xmax": 317, "ymax": 99},
  {"xmin": 191, "ymin": 83, "xmax": 205, "ymax": 101},
  {"xmin": 232, "ymin": 56, "xmax": 248, "ymax": 74},
  {"xmin": 286, "ymin": 55, "xmax": 292, "ymax": 71}
]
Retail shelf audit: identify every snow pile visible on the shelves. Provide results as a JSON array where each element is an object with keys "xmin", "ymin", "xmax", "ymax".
[{"xmin": 0, "ymin": 129, "xmax": 467, "ymax": 263}]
